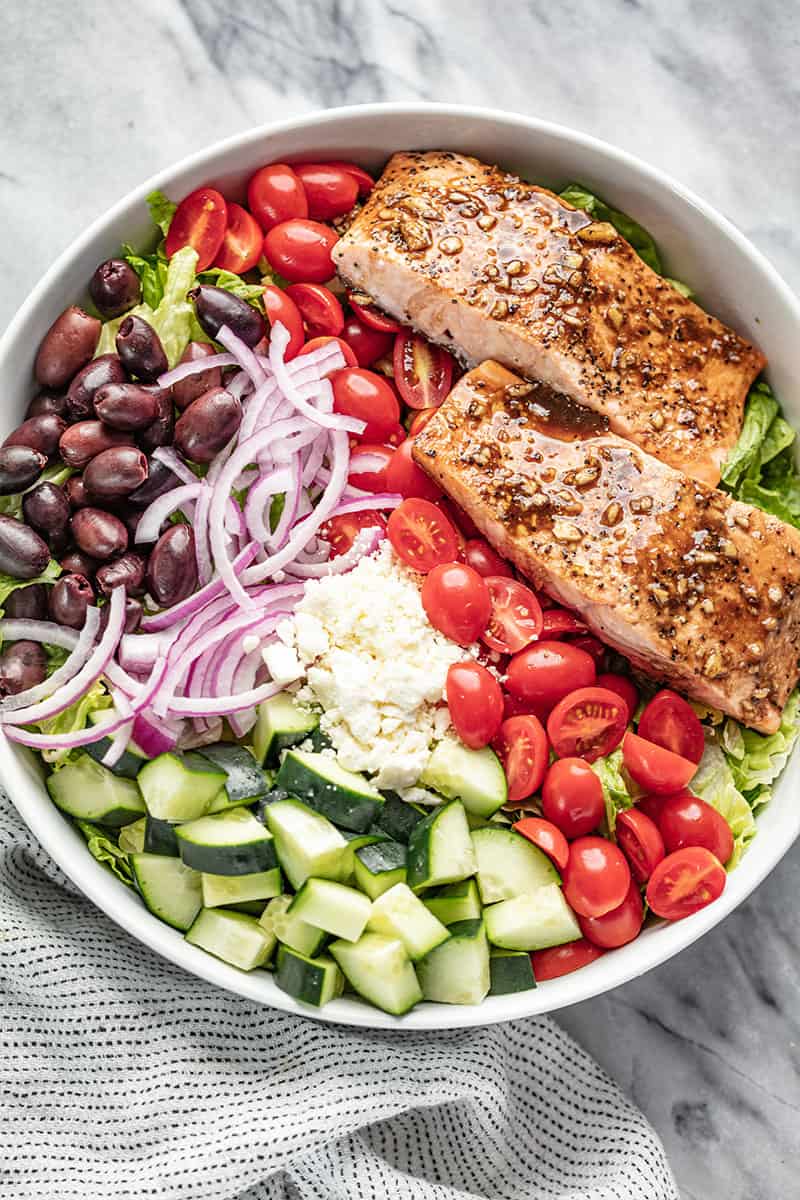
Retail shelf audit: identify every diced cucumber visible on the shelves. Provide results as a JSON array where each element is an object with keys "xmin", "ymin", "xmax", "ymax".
[
  {"xmin": 490, "ymin": 950, "xmax": 537, "ymax": 995},
  {"xmin": 330, "ymin": 933, "xmax": 422, "ymax": 1015},
  {"xmin": 175, "ymin": 807, "xmax": 277, "ymax": 875},
  {"xmin": 265, "ymin": 797, "xmax": 347, "ymax": 889},
  {"xmin": 201, "ymin": 868, "xmax": 282, "ymax": 908},
  {"xmin": 84, "ymin": 738, "xmax": 145, "ymax": 780},
  {"xmin": 423, "ymin": 878, "xmax": 482, "ymax": 925},
  {"xmin": 416, "ymin": 918, "xmax": 490, "ymax": 1005},
  {"xmin": 47, "ymin": 755, "xmax": 145, "ymax": 827},
  {"xmin": 224, "ymin": 900, "xmax": 267, "ymax": 916},
  {"xmin": 406, "ymin": 800, "xmax": 477, "ymax": 890},
  {"xmin": 276, "ymin": 749, "xmax": 382, "ymax": 832},
  {"xmin": 259, "ymin": 895, "xmax": 328, "ymax": 957},
  {"xmin": 371, "ymin": 792, "xmax": 425, "ymax": 843},
  {"xmin": 198, "ymin": 742, "xmax": 272, "ymax": 808},
  {"xmin": 274, "ymin": 945, "xmax": 344, "ymax": 1007},
  {"xmin": 289, "ymin": 877, "xmax": 372, "ymax": 942},
  {"xmin": 137, "ymin": 752, "xmax": 226, "ymax": 821},
  {"xmin": 471, "ymin": 826, "xmax": 559, "ymax": 904},
  {"xmin": 252, "ymin": 692, "xmax": 319, "ymax": 767},
  {"xmin": 367, "ymin": 883, "xmax": 450, "ymax": 961},
  {"xmin": 420, "ymin": 738, "xmax": 507, "ymax": 817},
  {"xmin": 337, "ymin": 830, "xmax": 389, "ymax": 884},
  {"xmin": 144, "ymin": 815, "xmax": 179, "ymax": 856},
  {"xmin": 485, "ymin": 884, "xmax": 581, "ymax": 951},
  {"xmin": 131, "ymin": 854, "xmax": 202, "ymax": 931},
  {"xmin": 185, "ymin": 908, "xmax": 276, "ymax": 970},
  {"xmin": 118, "ymin": 817, "xmax": 146, "ymax": 854},
  {"xmin": 353, "ymin": 841, "xmax": 407, "ymax": 899}
]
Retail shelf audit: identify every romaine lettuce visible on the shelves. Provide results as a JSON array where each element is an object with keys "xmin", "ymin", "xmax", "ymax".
[
  {"xmin": 559, "ymin": 183, "xmax": 663, "ymax": 274},
  {"xmin": 32, "ymin": 678, "xmax": 113, "ymax": 767},
  {"xmin": 96, "ymin": 245, "xmax": 199, "ymax": 368},
  {"xmin": 690, "ymin": 742, "xmax": 756, "ymax": 870},
  {"xmin": 721, "ymin": 381, "xmax": 800, "ymax": 528},
  {"xmin": 147, "ymin": 189, "xmax": 176, "ymax": 236},
  {"xmin": 592, "ymin": 747, "xmax": 635, "ymax": 834},
  {"xmin": 75, "ymin": 820, "xmax": 135, "ymax": 886},
  {"xmin": 0, "ymin": 557, "xmax": 60, "ymax": 616},
  {"xmin": 721, "ymin": 691, "xmax": 800, "ymax": 811}
]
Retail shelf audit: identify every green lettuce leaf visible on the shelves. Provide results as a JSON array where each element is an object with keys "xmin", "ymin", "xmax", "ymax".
[
  {"xmin": 721, "ymin": 381, "xmax": 800, "ymax": 527},
  {"xmin": 720, "ymin": 382, "xmax": 778, "ymax": 489},
  {"xmin": 197, "ymin": 267, "xmax": 265, "ymax": 305},
  {"xmin": 123, "ymin": 245, "xmax": 169, "ymax": 310},
  {"xmin": 147, "ymin": 189, "xmax": 177, "ymax": 236},
  {"xmin": 32, "ymin": 678, "xmax": 113, "ymax": 767},
  {"xmin": 75, "ymin": 820, "xmax": 134, "ymax": 886},
  {"xmin": 559, "ymin": 182, "xmax": 663, "ymax": 274},
  {"xmin": 0, "ymin": 557, "xmax": 61, "ymax": 616},
  {"xmin": 0, "ymin": 464, "xmax": 75, "ymax": 520},
  {"xmin": 118, "ymin": 817, "xmax": 146, "ymax": 854},
  {"xmin": 592, "ymin": 748, "xmax": 634, "ymax": 834},
  {"xmin": 721, "ymin": 691, "xmax": 800, "ymax": 811},
  {"xmin": 690, "ymin": 742, "xmax": 756, "ymax": 869},
  {"xmin": 95, "ymin": 245, "xmax": 199, "ymax": 368}
]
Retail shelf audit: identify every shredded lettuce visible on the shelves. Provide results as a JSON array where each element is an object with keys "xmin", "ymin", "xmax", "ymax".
[
  {"xmin": 690, "ymin": 742, "xmax": 756, "ymax": 870},
  {"xmin": 32, "ymin": 679, "xmax": 113, "ymax": 767},
  {"xmin": 592, "ymin": 748, "xmax": 634, "ymax": 834},
  {"xmin": 720, "ymin": 381, "xmax": 800, "ymax": 527},
  {"xmin": 118, "ymin": 817, "xmax": 146, "ymax": 854},
  {"xmin": 147, "ymin": 189, "xmax": 176, "ymax": 236},
  {"xmin": 721, "ymin": 691, "xmax": 800, "ymax": 811},
  {"xmin": 123, "ymin": 246, "xmax": 169, "ymax": 310},
  {"xmin": 75, "ymin": 820, "xmax": 135, "ymax": 886},
  {"xmin": 559, "ymin": 182, "xmax": 663, "ymax": 274},
  {"xmin": 197, "ymin": 267, "xmax": 265, "ymax": 305},
  {"xmin": 96, "ymin": 245, "xmax": 199, "ymax": 368}
]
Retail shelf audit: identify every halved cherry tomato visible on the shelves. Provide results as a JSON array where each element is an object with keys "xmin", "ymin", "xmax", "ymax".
[
  {"xmin": 298, "ymin": 335, "xmax": 358, "ymax": 369},
  {"xmin": 481, "ymin": 577, "xmax": 543, "ymax": 655},
  {"xmin": 578, "ymin": 879, "xmax": 644, "ymax": 949},
  {"xmin": 247, "ymin": 163, "xmax": 308, "ymax": 231},
  {"xmin": 408, "ymin": 407, "xmax": 439, "ymax": 437},
  {"xmin": 386, "ymin": 498, "xmax": 459, "ymax": 572},
  {"xmin": 393, "ymin": 332, "xmax": 455, "ymax": 409},
  {"xmin": 638, "ymin": 689, "xmax": 706, "ymax": 765},
  {"xmin": 636, "ymin": 794, "xmax": 666, "ymax": 825},
  {"xmin": 541, "ymin": 757, "xmax": 605, "ymax": 838},
  {"xmin": 546, "ymin": 686, "xmax": 627, "ymax": 763},
  {"xmin": 657, "ymin": 792, "xmax": 734, "ymax": 865},
  {"xmin": 331, "ymin": 368, "xmax": 400, "ymax": 443},
  {"xmin": 446, "ymin": 661, "xmax": 504, "ymax": 749},
  {"xmin": 341, "ymin": 315, "xmax": 393, "ymax": 366},
  {"xmin": 293, "ymin": 163, "xmax": 358, "ymax": 220},
  {"xmin": 422, "ymin": 562, "xmax": 491, "ymax": 646},
  {"xmin": 438, "ymin": 496, "xmax": 481, "ymax": 540},
  {"xmin": 463, "ymin": 538, "xmax": 514, "ymax": 579},
  {"xmin": 165, "ymin": 187, "xmax": 227, "ymax": 271},
  {"xmin": 384, "ymin": 436, "xmax": 441, "ymax": 501},
  {"xmin": 347, "ymin": 444, "xmax": 395, "ymax": 493},
  {"xmin": 623, "ymin": 731, "xmax": 697, "ymax": 796},
  {"xmin": 493, "ymin": 714, "xmax": 549, "ymax": 804},
  {"xmin": 263, "ymin": 219, "xmax": 338, "ymax": 282},
  {"xmin": 321, "ymin": 160, "xmax": 375, "ymax": 196},
  {"xmin": 531, "ymin": 939, "xmax": 606, "ymax": 981},
  {"xmin": 562, "ymin": 836, "xmax": 631, "ymax": 918},
  {"xmin": 320, "ymin": 511, "xmax": 386, "ymax": 558},
  {"xmin": 285, "ymin": 283, "xmax": 344, "ymax": 338},
  {"xmin": 347, "ymin": 292, "xmax": 403, "ymax": 333},
  {"xmin": 213, "ymin": 202, "xmax": 263, "ymax": 273},
  {"xmin": 262, "ymin": 285, "xmax": 305, "ymax": 360},
  {"xmin": 505, "ymin": 641, "xmax": 596, "ymax": 713},
  {"xmin": 646, "ymin": 846, "xmax": 726, "ymax": 920},
  {"xmin": 540, "ymin": 608, "xmax": 587, "ymax": 638},
  {"xmin": 596, "ymin": 672, "xmax": 638, "ymax": 721},
  {"xmin": 615, "ymin": 808, "xmax": 665, "ymax": 884},
  {"xmin": 568, "ymin": 635, "xmax": 606, "ymax": 668},
  {"xmin": 513, "ymin": 817, "xmax": 569, "ymax": 871}
]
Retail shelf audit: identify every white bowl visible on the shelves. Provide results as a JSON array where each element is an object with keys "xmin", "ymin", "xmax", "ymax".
[{"xmin": 2, "ymin": 103, "xmax": 799, "ymax": 1029}]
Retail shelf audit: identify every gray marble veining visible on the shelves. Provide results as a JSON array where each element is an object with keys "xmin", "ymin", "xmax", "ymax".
[{"xmin": 2, "ymin": 1, "xmax": 800, "ymax": 1195}]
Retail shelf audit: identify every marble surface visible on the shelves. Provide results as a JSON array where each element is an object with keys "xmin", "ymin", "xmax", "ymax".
[{"xmin": 2, "ymin": 1, "xmax": 799, "ymax": 1195}]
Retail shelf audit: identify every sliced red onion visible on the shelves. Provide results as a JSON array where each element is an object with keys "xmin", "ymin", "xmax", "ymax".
[
  {"xmin": 269, "ymin": 323, "xmax": 365, "ymax": 434},
  {"xmin": 158, "ymin": 352, "xmax": 239, "ymax": 389},
  {"xmin": 217, "ymin": 325, "xmax": 268, "ymax": 387},
  {"xmin": 0, "ymin": 620, "xmax": 79, "ymax": 651},
  {"xmin": 133, "ymin": 710, "xmax": 180, "ymax": 756},
  {"xmin": 243, "ymin": 467, "xmax": 294, "ymax": 545},
  {"xmin": 166, "ymin": 678, "xmax": 283, "ymax": 717},
  {"xmin": 135, "ymin": 482, "xmax": 205, "ymax": 544},
  {"xmin": 152, "ymin": 446, "xmax": 201, "ymax": 486},
  {"xmin": 101, "ymin": 690, "xmax": 135, "ymax": 767},
  {"xmin": 287, "ymin": 524, "xmax": 384, "ymax": 578},
  {"xmin": 330, "ymin": 494, "xmax": 402, "ymax": 517},
  {"xmin": 268, "ymin": 457, "xmax": 301, "ymax": 551},
  {"xmin": 140, "ymin": 541, "xmax": 259, "ymax": 632},
  {"xmin": 0, "ymin": 607, "xmax": 101, "ymax": 713}
]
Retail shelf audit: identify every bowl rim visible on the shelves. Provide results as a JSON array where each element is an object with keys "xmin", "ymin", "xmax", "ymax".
[{"xmin": 2, "ymin": 101, "xmax": 799, "ymax": 1030}]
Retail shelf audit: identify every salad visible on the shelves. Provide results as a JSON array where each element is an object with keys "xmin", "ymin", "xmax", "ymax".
[{"xmin": 0, "ymin": 154, "xmax": 797, "ymax": 1016}]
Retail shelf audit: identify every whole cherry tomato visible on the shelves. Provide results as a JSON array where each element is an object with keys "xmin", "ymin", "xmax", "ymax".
[
  {"xmin": 562, "ymin": 836, "xmax": 631, "ymax": 918},
  {"xmin": 341, "ymin": 315, "xmax": 393, "ymax": 367},
  {"xmin": 531, "ymin": 939, "xmax": 606, "ymax": 981},
  {"xmin": 657, "ymin": 792, "xmax": 734, "ymax": 865},
  {"xmin": 331, "ymin": 368, "xmax": 400, "ymax": 443},
  {"xmin": 247, "ymin": 163, "xmax": 308, "ymax": 230},
  {"xmin": 421, "ymin": 562, "xmax": 491, "ymax": 646},
  {"xmin": 541, "ymin": 757, "xmax": 605, "ymax": 838},
  {"xmin": 463, "ymin": 538, "xmax": 514, "ymax": 579},
  {"xmin": 263, "ymin": 218, "xmax": 338, "ymax": 282},
  {"xmin": 578, "ymin": 879, "xmax": 644, "ymax": 948},
  {"xmin": 638, "ymin": 689, "xmax": 706, "ymax": 764},
  {"xmin": 505, "ymin": 641, "xmax": 596, "ymax": 713},
  {"xmin": 446, "ymin": 660, "xmax": 504, "ymax": 749},
  {"xmin": 293, "ymin": 162, "xmax": 359, "ymax": 220},
  {"xmin": 384, "ymin": 436, "xmax": 442, "ymax": 501}
]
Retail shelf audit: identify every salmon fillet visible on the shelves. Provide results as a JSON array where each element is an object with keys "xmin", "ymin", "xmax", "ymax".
[
  {"xmin": 333, "ymin": 151, "xmax": 765, "ymax": 487},
  {"xmin": 413, "ymin": 361, "xmax": 800, "ymax": 733}
]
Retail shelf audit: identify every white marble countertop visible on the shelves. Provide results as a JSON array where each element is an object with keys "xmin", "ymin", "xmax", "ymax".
[{"xmin": 2, "ymin": 1, "xmax": 799, "ymax": 1195}]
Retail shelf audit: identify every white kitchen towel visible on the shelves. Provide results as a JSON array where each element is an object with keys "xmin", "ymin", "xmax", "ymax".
[{"xmin": 0, "ymin": 793, "xmax": 678, "ymax": 1200}]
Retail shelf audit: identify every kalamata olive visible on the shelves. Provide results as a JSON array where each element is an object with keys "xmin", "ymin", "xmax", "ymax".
[
  {"xmin": 93, "ymin": 382, "xmax": 158, "ymax": 430},
  {"xmin": 138, "ymin": 389, "xmax": 175, "ymax": 452},
  {"xmin": 49, "ymin": 573, "xmax": 95, "ymax": 630},
  {"xmin": 172, "ymin": 342, "xmax": 223, "ymax": 409},
  {"xmin": 0, "ymin": 640, "xmax": 48, "ymax": 696},
  {"xmin": 116, "ymin": 315, "xmax": 168, "ymax": 383},
  {"xmin": 0, "ymin": 515, "xmax": 51, "ymax": 579},
  {"xmin": 60, "ymin": 549, "xmax": 98, "ymax": 579},
  {"xmin": 66, "ymin": 354, "xmax": 127, "ymax": 422},
  {"xmin": 4, "ymin": 583, "xmax": 48, "ymax": 620},
  {"xmin": 88, "ymin": 259, "xmax": 142, "ymax": 319},
  {"xmin": 84, "ymin": 447, "xmax": 148, "ymax": 501},
  {"xmin": 174, "ymin": 387, "xmax": 242, "ymax": 464},
  {"xmin": 58, "ymin": 421, "xmax": 133, "ymax": 469},
  {"xmin": 189, "ymin": 285, "xmax": 266, "ymax": 348},
  {"xmin": 26, "ymin": 391, "xmax": 67, "ymax": 420},
  {"xmin": 64, "ymin": 476, "xmax": 89, "ymax": 509},
  {"xmin": 22, "ymin": 482, "xmax": 71, "ymax": 541},
  {"xmin": 34, "ymin": 306, "xmax": 102, "ymax": 390},
  {"xmin": 0, "ymin": 446, "xmax": 47, "ymax": 495},
  {"xmin": 95, "ymin": 552, "xmax": 147, "ymax": 597},
  {"xmin": 147, "ymin": 524, "xmax": 197, "ymax": 606},
  {"xmin": 129, "ymin": 458, "xmax": 180, "ymax": 508},
  {"xmin": 4, "ymin": 413, "xmax": 67, "ymax": 457},
  {"xmin": 71, "ymin": 507, "xmax": 128, "ymax": 560}
]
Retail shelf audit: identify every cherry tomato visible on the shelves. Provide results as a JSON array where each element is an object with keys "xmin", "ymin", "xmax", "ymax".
[
  {"xmin": 393, "ymin": 332, "xmax": 455, "ymax": 409},
  {"xmin": 562, "ymin": 836, "xmax": 631, "ymax": 918},
  {"xmin": 284, "ymin": 283, "xmax": 344, "ymax": 338},
  {"xmin": 331, "ymin": 368, "xmax": 400, "ymax": 443},
  {"xmin": 347, "ymin": 292, "xmax": 403, "ymax": 333},
  {"xmin": 408, "ymin": 407, "xmax": 439, "ymax": 437},
  {"xmin": 263, "ymin": 219, "xmax": 338, "ymax": 283},
  {"xmin": 615, "ymin": 808, "xmax": 665, "ymax": 884},
  {"xmin": 596, "ymin": 672, "xmax": 638, "ymax": 721},
  {"xmin": 421, "ymin": 562, "xmax": 491, "ymax": 646},
  {"xmin": 462, "ymin": 538, "xmax": 513, "ymax": 579},
  {"xmin": 531, "ymin": 939, "xmax": 606, "ymax": 981},
  {"xmin": 386, "ymin": 498, "xmax": 459, "ymax": 572},
  {"xmin": 505, "ymin": 641, "xmax": 596, "ymax": 713},
  {"xmin": 541, "ymin": 757, "xmax": 605, "ymax": 838},
  {"xmin": 657, "ymin": 792, "xmax": 734, "ymax": 865},
  {"xmin": 262, "ymin": 285, "xmax": 305, "ymax": 360},
  {"xmin": 503, "ymin": 692, "xmax": 546, "ymax": 721},
  {"xmin": 247, "ymin": 164, "xmax": 308, "ymax": 231},
  {"xmin": 638, "ymin": 689, "xmax": 706, "ymax": 765},
  {"xmin": 481, "ymin": 577, "xmax": 543, "ymax": 655},
  {"xmin": 446, "ymin": 661, "xmax": 504, "ymax": 749},
  {"xmin": 213, "ymin": 202, "xmax": 263, "ymax": 273},
  {"xmin": 165, "ymin": 187, "xmax": 227, "ymax": 271},
  {"xmin": 293, "ymin": 162, "xmax": 358, "ymax": 220},
  {"xmin": 646, "ymin": 847, "xmax": 726, "ymax": 920},
  {"xmin": 347, "ymin": 444, "xmax": 395, "ymax": 493},
  {"xmin": 578, "ymin": 879, "xmax": 644, "ymax": 949},
  {"xmin": 298, "ymin": 335, "xmax": 358, "ymax": 369},
  {"xmin": 623, "ymin": 731, "xmax": 697, "ymax": 796},
  {"xmin": 432, "ymin": 497, "xmax": 478, "ymax": 540},
  {"xmin": 321, "ymin": 161, "xmax": 375, "ymax": 196},
  {"xmin": 385, "ymin": 422, "xmax": 407, "ymax": 447},
  {"xmin": 341, "ymin": 315, "xmax": 393, "ymax": 367},
  {"xmin": 320, "ymin": 511, "xmax": 386, "ymax": 557},
  {"xmin": 568, "ymin": 635, "xmax": 606, "ymax": 668},
  {"xmin": 493, "ymin": 714, "xmax": 549, "ymax": 804},
  {"xmin": 384, "ymin": 436, "xmax": 441, "ymax": 501},
  {"xmin": 540, "ymin": 608, "xmax": 588, "ymax": 638},
  {"xmin": 546, "ymin": 686, "xmax": 628, "ymax": 763},
  {"xmin": 513, "ymin": 817, "xmax": 569, "ymax": 871},
  {"xmin": 636, "ymin": 793, "xmax": 666, "ymax": 825}
]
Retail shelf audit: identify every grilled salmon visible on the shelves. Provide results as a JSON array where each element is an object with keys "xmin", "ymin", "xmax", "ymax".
[
  {"xmin": 413, "ymin": 361, "xmax": 800, "ymax": 733},
  {"xmin": 333, "ymin": 151, "xmax": 765, "ymax": 487}
]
